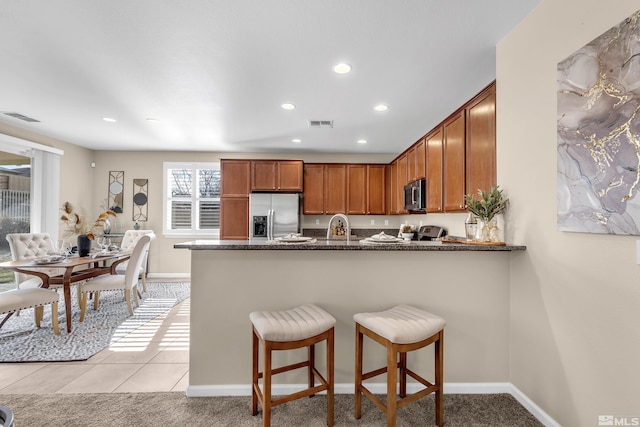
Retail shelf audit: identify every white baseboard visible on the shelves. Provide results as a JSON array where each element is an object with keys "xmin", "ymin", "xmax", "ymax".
[
  {"xmin": 147, "ymin": 273, "xmax": 190, "ymax": 279},
  {"xmin": 186, "ymin": 382, "xmax": 560, "ymax": 427}
]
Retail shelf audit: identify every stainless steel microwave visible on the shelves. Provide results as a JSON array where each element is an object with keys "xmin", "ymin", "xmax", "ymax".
[{"xmin": 404, "ymin": 178, "xmax": 426, "ymax": 211}]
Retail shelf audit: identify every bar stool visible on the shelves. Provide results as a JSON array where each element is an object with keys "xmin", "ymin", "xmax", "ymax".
[
  {"xmin": 250, "ymin": 304, "xmax": 335, "ymax": 427},
  {"xmin": 354, "ymin": 304, "xmax": 446, "ymax": 427}
]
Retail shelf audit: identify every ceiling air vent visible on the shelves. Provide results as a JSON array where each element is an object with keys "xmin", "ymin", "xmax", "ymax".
[
  {"xmin": 4, "ymin": 112, "xmax": 40, "ymax": 123},
  {"xmin": 308, "ymin": 120, "xmax": 333, "ymax": 128}
]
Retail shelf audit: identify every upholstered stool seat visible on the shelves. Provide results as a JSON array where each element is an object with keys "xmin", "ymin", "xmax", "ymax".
[
  {"xmin": 0, "ymin": 288, "xmax": 60, "ymax": 334},
  {"xmin": 251, "ymin": 304, "xmax": 335, "ymax": 427},
  {"xmin": 354, "ymin": 304, "xmax": 445, "ymax": 427}
]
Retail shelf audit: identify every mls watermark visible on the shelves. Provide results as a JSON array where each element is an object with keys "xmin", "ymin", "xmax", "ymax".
[{"xmin": 599, "ymin": 415, "xmax": 640, "ymax": 426}]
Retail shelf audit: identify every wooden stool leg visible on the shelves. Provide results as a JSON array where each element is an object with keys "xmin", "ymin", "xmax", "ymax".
[
  {"xmin": 308, "ymin": 343, "xmax": 315, "ymax": 391},
  {"xmin": 354, "ymin": 324, "xmax": 363, "ymax": 420},
  {"xmin": 399, "ymin": 351, "xmax": 407, "ymax": 398},
  {"xmin": 251, "ymin": 328, "xmax": 259, "ymax": 416},
  {"xmin": 327, "ymin": 327, "xmax": 334, "ymax": 427},
  {"xmin": 263, "ymin": 341, "xmax": 272, "ymax": 427},
  {"xmin": 387, "ymin": 342, "xmax": 398, "ymax": 427},
  {"xmin": 435, "ymin": 331, "xmax": 444, "ymax": 427}
]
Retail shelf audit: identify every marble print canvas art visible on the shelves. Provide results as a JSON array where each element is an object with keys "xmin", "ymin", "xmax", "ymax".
[{"xmin": 557, "ymin": 9, "xmax": 640, "ymax": 235}]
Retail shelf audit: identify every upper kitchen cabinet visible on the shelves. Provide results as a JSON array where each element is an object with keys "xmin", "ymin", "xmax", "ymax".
[
  {"xmin": 397, "ymin": 153, "xmax": 408, "ymax": 214},
  {"xmin": 426, "ymin": 128, "xmax": 444, "ymax": 213},
  {"xmin": 347, "ymin": 164, "xmax": 367, "ymax": 215},
  {"xmin": 303, "ymin": 164, "xmax": 325, "ymax": 214},
  {"xmin": 388, "ymin": 160, "xmax": 398, "ymax": 214},
  {"xmin": 367, "ymin": 165, "xmax": 387, "ymax": 215},
  {"xmin": 443, "ymin": 110, "xmax": 466, "ymax": 212},
  {"xmin": 407, "ymin": 138, "xmax": 426, "ymax": 181},
  {"xmin": 221, "ymin": 159, "xmax": 250, "ymax": 197},
  {"xmin": 466, "ymin": 82, "xmax": 496, "ymax": 197},
  {"xmin": 251, "ymin": 160, "xmax": 303, "ymax": 192},
  {"xmin": 324, "ymin": 164, "xmax": 347, "ymax": 214}
]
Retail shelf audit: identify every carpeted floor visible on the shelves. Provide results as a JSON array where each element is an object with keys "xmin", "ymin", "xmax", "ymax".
[
  {"xmin": 0, "ymin": 281, "xmax": 190, "ymax": 362},
  {"xmin": 0, "ymin": 392, "xmax": 543, "ymax": 426}
]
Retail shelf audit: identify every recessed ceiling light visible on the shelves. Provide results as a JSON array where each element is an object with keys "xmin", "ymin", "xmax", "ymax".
[
  {"xmin": 292, "ymin": 138, "xmax": 302, "ymax": 143},
  {"xmin": 281, "ymin": 103, "xmax": 296, "ymax": 110},
  {"xmin": 333, "ymin": 63, "xmax": 352, "ymax": 74},
  {"xmin": 102, "ymin": 117, "xmax": 117, "ymax": 122},
  {"xmin": 374, "ymin": 104, "xmax": 388, "ymax": 112},
  {"xmin": 357, "ymin": 139, "xmax": 368, "ymax": 144},
  {"xmin": 146, "ymin": 118, "xmax": 160, "ymax": 123}
]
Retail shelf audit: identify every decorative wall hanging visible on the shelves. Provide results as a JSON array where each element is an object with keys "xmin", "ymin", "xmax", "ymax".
[
  {"xmin": 557, "ymin": 9, "xmax": 640, "ymax": 235},
  {"xmin": 108, "ymin": 171, "xmax": 124, "ymax": 213},
  {"xmin": 132, "ymin": 178, "xmax": 148, "ymax": 221}
]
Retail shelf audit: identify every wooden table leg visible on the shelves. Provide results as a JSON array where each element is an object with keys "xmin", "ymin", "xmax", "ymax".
[{"xmin": 63, "ymin": 268, "xmax": 74, "ymax": 333}]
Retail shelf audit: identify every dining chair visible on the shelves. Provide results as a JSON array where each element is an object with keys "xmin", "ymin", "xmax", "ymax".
[
  {"xmin": 78, "ymin": 234, "xmax": 151, "ymax": 321},
  {"xmin": 5, "ymin": 233, "xmax": 62, "ymax": 291},
  {"xmin": 114, "ymin": 229, "xmax": 155, "ymax": 292}
]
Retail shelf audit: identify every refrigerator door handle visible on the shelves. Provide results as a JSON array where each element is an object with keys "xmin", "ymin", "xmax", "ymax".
[{"xmin": 267, "ymin": 209, "xmax": 273, "ymax": 240}]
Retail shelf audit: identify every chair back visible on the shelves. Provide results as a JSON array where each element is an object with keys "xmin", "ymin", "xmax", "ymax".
[
  {"xmin": 120, "ymin": 230, "xmax": 155, "ymax": 250},
  {"xmin": 5, "ymin": 233, "xmax": 56, "ymax": 285},
  {"xmin": 124, "ymin": 235, "xmax": 151, "ymax": 289}
]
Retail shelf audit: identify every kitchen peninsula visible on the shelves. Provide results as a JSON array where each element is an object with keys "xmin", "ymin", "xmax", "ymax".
[{"xmin": 176, "ymin": 239, "xmax": 525, "ymax": 396}]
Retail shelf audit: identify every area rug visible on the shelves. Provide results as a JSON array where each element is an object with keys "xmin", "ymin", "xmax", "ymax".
[
  {"xmin": 0, "ymin": 392, "xmax": 544, "ymax": 426},
  {"xmin": 0, "ymin": 281, "xmax": 190, "ymax": 362}
]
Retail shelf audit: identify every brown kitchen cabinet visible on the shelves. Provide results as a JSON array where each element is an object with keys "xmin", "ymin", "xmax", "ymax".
[
  {"xmin": 397, "ymin": 153, "xmax": 408, "ymax": 214},
  {"xmin": 347, "ymin": 165, "xmax": 367, "ymax": 214},
  {"xmin": 388, "ymin": 160, "xmax": 398, "ymax": 214},
  {"xmin": 426, "ymin": 128, "xmax": 444, "ymax": 213},
  {"xmin": 220, "ymin": 197, "xmax": 249, "ymax": 240},
  {"xmin": 220, "ymin": 159, "xmax": 250, "ymax": 197},
  {"xmin": 443, "ymin": 110, "xmax": 466, "ymax": 212},
  {"xmin": 367, "ymin": 165, "xmax": 387, "ymax": 215},
  {"xmin": 466, "ymin": 83, "xmax": 496, "ymax": 198},
  {"xmin": 251, "ymin": 160, "xmax": 303, "ymax": 192},
  {"xmin": 303, "ymin": 164, "xmax": 325, "ymax": 214},
  {"xmin": 324, "ymin": 164, "xmax": 347, "ymax": 214},
  {"xmin": 407, "ymin": 138, "xmax": 426, "ymax": 181}
]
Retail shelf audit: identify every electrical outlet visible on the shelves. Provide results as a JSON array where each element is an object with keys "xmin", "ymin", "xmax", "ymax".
[
  {"xmin": 370, "ymin": 219, "xmax": 375, "ymax": 225},
  {"xmin": 315, "ymin": 219, "xmax": 320, "ymax": 225},
  {"xmin": 384, "ymin": 220, "xmax": 389, "ymax": 225}
]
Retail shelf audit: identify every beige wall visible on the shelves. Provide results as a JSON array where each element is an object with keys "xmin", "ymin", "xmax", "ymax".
[{"xmin": 497, "ymin": 1, "xmax": 640, "ymax": 425}]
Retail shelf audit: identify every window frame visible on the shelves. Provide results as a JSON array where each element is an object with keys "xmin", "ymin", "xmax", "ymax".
[{"xmin": 163, "ymin": 162, "xmax": 220, "ymax": 238}]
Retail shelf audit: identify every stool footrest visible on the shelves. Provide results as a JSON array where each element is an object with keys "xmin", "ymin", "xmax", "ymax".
[
  {"xmin": 272, "ymin": 383, "xmax": 328, "ymax": 407},
  {"xmin": 362, "ymin": 366, "xmax": 387, "ymax": 381}
]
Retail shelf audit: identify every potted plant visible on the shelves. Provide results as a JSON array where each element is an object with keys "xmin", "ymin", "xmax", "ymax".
[
  {"xmin": 464, "ymin": 185, "xmax": 509, "ymax": 242},
  {"xmin": 60, "ymin": 202, "xmax": 116, "ymax": 256}
]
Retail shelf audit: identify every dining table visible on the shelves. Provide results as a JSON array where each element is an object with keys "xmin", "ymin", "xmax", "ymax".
[{"xmin": 0, "ymin": 251, "xmax": 131, "ymax": 333}]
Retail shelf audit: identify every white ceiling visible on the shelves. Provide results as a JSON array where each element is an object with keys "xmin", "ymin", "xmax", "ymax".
[{"xmin": 0, "ymin": 1, "xmax": 540, "ymax": 155}]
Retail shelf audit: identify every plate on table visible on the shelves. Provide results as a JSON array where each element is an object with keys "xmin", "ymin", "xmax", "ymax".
[
  {"xmin": 275, "ymin": 236, "xmax": 313, "ymax": 243},
  {"xmin": 365, "ymin": 236, "xmax": 403, "ymax": 243},
  {"xmin": 33, "ymin": 255, "xmax": 66, "ymax": 265}
]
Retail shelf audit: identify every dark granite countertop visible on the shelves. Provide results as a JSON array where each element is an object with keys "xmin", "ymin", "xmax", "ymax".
[{"xmin": 174, "ymin": 238, "xmax": 526, "ymax": 252}]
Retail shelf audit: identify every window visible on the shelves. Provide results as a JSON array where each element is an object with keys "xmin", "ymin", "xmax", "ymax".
[{"xmin": 163, "ymin": 162, "xmax": 220, "ymax": 237}]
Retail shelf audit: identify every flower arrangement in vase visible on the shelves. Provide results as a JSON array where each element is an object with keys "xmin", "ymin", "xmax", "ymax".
[
  {"xmin": 464, "ymin": 185, "xmax": 509, "ymax": 242},
  {"xmin": 60, "ymin": 202, "xmax": 116, "ymax": 256}
]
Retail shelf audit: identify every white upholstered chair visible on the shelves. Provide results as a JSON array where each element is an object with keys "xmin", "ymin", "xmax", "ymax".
[
  {"xmin": 5, "ymin": 233, "xmax": 62, "ymax": 290},
  {"xmin": 0, "ymin": 287, "xmax": 60, "ymax": 334},
  {"xmin": 115, "ymin": 229, "xmax": 155, "ymax": 292},
  {"xmin": 79, "ymin": 234, "xmax": 151, "ymax": 321}
]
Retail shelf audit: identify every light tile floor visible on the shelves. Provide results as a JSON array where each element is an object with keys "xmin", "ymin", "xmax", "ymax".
[{"xmin": 0, "ymin": 289, "xmax": 190, "ymax": 395}]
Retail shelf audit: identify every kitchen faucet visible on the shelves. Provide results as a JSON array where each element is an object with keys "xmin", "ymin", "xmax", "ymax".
[{"xmin": 327, "ymin": 213, "xmax": 351, "ymax": 242}]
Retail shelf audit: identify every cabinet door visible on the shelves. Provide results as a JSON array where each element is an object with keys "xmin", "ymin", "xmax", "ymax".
[
  {"xmin": 466, "ymin": 84, "xmax": 496, "ymax": 197},
  {"xmin": 277, "ymin": 160, "xmax": 303, "ymax": 191},
  {"xmin": 397, "ymin": 154, "xmax": 408, "ymax": 214},
  {"xmin": 220, "ymin": 197, "xmax": 249, "ymax": 240},
  {"xmin": 367, "ymin": 165, "xmax": 386, "ymax": 215},
  {"xmin": 251, "ymin": 161, "xmax": 277, "ymax": 191},
  {"xmin": 389, "ymin": 160, "xmax": 398, "ymax": 214},
  {"xmin": 443, "ymin": 111, "xmax": 466, "ymax": 212},
  {"xmin": 347, "ymin": 164, "xmax": 367, "ymax": 215},
  {"xmin": 324, "ymin": 164, "xmax": 347, "ymax": 214},
  {"xmin": 426, "ymin": 128, "xmax": 444, "ymax": 213},
  {"xmin": 303, "ymin": 164, "xmax": 325, "ymax": 214},
  {"xmin": 407, "ymin": 139, "xmax": 425, "ymax": 181},
  {"xmin": 221, "ymin": 160, "xmax": 250, "ymax": 197},
  {"xmin": 407, "ymin": 146, "xmax": 417, "ymax": 182}
]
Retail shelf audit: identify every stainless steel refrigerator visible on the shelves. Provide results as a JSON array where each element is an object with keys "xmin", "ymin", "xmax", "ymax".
[{"xmin": 249, "ymin": 193, "xmax": 300, "ymax": 239}]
